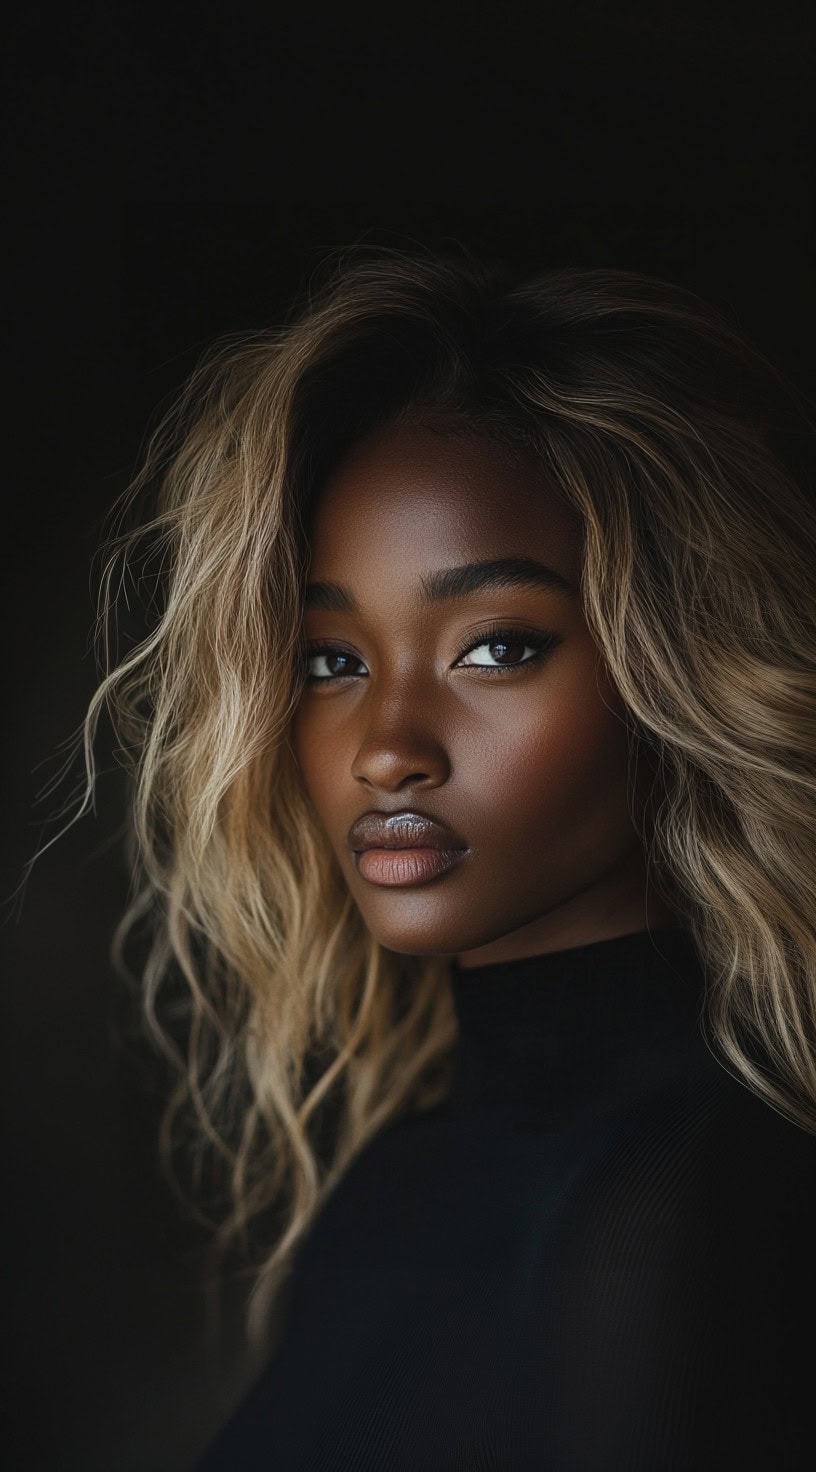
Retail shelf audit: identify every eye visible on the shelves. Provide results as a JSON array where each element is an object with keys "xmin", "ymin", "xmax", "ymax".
[
  {"xmin": 302, "ymin": 625, "xmax": 558, "ymax": 683},
  {"xmin": 454, "ymin": 624, "xmax": 557, "ymax": 673},
  {"xmin": 303, "ymin": 647, "xmax": 366, "ymax": 681}
]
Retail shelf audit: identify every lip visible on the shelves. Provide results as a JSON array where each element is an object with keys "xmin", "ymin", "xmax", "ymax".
[
  {"xmin": 347, "ymin": 809, "xmax": 467, "ymax": 853},
  {"xmin": 347, "ymin": 809, "xmax": 469, "ymax": 888},
  {"xmin": 355, "ymin": 846, "xmax": 468, "ymax": 887}
]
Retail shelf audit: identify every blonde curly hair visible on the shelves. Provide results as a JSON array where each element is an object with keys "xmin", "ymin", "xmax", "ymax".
[{"xmin": 47, "ymin": 243, "xmax": 816, "ymax": 1350}]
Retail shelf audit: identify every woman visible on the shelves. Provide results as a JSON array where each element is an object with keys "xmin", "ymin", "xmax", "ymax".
[{"xmin": 77, "ymin": 246, "xmax": 816, "ymax": 1468}]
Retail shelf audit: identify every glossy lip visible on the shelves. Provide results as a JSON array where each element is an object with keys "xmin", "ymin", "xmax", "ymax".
[
  {"xmin": 347, "ymin": 809, "xmax": 467, "ymax": 853},
  {"xmin": 348, "ymin": 809, "xmax": 469, "ymax": 889}
]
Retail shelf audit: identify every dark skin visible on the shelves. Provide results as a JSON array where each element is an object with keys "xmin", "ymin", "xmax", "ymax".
[{"xmin": 291, "ymin": 420, "xmax": 683, "ymax": 969}]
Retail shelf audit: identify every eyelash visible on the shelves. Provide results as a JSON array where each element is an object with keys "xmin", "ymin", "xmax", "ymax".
[{"xmin": 302, "ymin": 623, "xmax": 559, "ymax": 683}]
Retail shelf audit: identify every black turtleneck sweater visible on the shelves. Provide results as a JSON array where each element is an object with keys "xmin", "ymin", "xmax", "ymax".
[{"xmin": 193, "ymin": 928, "xmax": 816, "ymax": 1471}]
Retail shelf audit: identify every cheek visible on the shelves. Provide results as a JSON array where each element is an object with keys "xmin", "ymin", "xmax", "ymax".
[
  {"xmin": 291, "ymin": 708, "xmax": 361, "ymax": 853},
  {"xmin": 460, "ymin": 664, "xmax": 632, "ymax": 842},
  {"xmin": 290, "ymin": 711, "xmax": 333, "ymax": 809}
]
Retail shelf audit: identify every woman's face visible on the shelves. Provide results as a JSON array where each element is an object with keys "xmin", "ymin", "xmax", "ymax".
[{"xmin": 291, "ymin": 420, "xmax": 679, "ymax": 968}]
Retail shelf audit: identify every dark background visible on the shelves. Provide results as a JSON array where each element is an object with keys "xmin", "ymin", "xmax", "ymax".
[{"xmin": 5, "ymin": 4, "xmax": 815, "ymax": 1468}]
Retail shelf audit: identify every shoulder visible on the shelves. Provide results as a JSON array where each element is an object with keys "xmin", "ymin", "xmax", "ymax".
[
  {"xmin": 522, "ymin": 1045, "xmax": 816, "ymax": 1467},
  {"xmin": 583, "ymin": 1033, "xmax": 816, "ymax": 1288}
]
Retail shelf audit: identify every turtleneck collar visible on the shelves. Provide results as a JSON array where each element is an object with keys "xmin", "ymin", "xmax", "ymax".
[{"xmin": 444, "ymin": 926, "xmax": 708, "ymax": 1120}]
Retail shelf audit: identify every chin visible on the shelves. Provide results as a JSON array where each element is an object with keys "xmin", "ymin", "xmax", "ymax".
[
  {"xmin": 376, "ymin": 931, "xmax": 461, "ymax": 959},
  {"xmin": 361, "ymin": 908, "xmax": 503, "ymax": 960}
]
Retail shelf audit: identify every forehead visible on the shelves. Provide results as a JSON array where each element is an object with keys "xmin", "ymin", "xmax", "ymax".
[{"xmin": 307, "ymin": 422, "xmax": 581, "ymax": 584}]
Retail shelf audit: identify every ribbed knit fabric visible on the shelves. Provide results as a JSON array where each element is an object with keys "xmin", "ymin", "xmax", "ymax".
[{"xmin": 193, "ymin": 927, "xmax": 816, "ymax": 1471}]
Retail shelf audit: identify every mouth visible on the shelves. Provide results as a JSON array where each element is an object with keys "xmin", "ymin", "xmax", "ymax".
[
  {"xmin": 353, "ymin": 845, "xmax": 469, "ymax": 888},
  {"xmin": 347, "ymin": 809, "xmax": 469, "ymax": 887}
]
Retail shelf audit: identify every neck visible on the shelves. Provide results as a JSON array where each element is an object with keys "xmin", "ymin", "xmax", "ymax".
[
  {"xmin": 455, "ymin": 873, "xmax": 686, "ymax": 971},
  {"xmin": 444, "ymin": 926, "xmax": 705, "ymax": 1119}
]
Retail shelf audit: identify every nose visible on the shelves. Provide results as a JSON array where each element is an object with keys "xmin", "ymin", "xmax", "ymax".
[{"xmin": 350, "ymin": 689, "xmax": 451, "ymax": 792}]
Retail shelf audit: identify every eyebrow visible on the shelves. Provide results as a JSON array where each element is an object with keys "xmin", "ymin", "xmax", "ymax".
[{"xmin": 303, "ymin": 555, "xmax": 578, "ymax": 613}]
